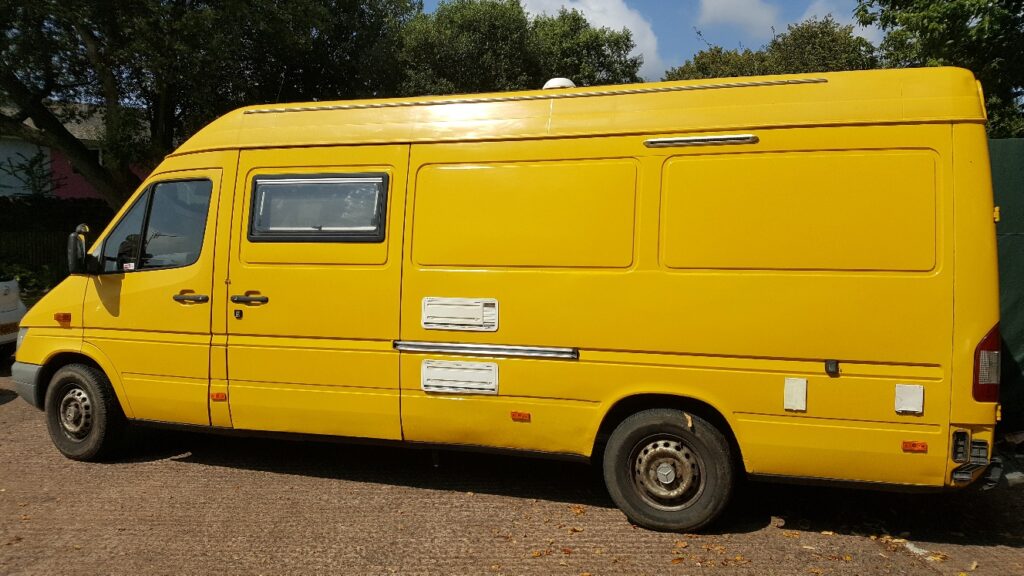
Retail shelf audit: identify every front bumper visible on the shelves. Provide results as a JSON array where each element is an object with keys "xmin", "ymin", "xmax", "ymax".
[{"xmin": 11, "ymin": 362, "xmax": 43, "ymax": 410}]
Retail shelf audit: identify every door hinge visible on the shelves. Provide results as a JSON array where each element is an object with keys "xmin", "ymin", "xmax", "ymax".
[{"xmin": 994, "ymin": 206, "xmax": 1001, "ymax": 223}]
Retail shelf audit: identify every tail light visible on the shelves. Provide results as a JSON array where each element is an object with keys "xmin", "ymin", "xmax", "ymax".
[{"xmin": 973, "ymin": 324, "xmax": 1001, "ymax": 402}]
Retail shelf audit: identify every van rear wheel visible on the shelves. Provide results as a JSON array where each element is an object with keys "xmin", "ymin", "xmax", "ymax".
[
  {"xmin": 603, "ymin": 408, "xmax": 734, "ymax": 532},
  {"xmin": 44, "ymin": 364, "xmax": 126, "ymax": 461}
]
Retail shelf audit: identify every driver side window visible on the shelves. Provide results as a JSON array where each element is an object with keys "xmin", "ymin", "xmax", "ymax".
[
  {"xmin": 101, "ymin": 179, "xmax": 213, "ymax": 273},
  {"xmin": 102, "ymin": 191, "xmax": 148, "ymax": 273}
]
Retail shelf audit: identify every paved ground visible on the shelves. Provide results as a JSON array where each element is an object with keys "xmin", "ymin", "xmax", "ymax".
[{"xmin": 1, "ymin": 360, "xmax": 1022, "ymax": 575}]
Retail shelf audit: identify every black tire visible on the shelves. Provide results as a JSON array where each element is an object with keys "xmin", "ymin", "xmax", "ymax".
[
  {"xmin": 44, "ymin": 364, "xmax": 126, "ymax": 461},
  {"xmin": 0, "ymin": 342, "xmax": 14, "ymax": 362},
  {"xmin": 603, "ymin": 408, "xmax": 734, "ymax": 532}
]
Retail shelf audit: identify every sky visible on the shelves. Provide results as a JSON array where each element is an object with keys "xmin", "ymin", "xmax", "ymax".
[{"xmin": 420, "ymin": 0, "xmax": 883, "ymax": 81}]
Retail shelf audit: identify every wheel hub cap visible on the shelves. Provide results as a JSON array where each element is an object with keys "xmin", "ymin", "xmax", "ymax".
[
  {"xmin": 58, "ymin": 387, "xmax": 93, "ymax": 440},
  {"xmin": 633, "ymin": 437, "xmax": 701, "ymax": 510}
]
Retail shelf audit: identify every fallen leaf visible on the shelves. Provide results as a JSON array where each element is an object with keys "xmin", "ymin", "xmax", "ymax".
[
  {"xmin": 567, "ymin": 527, "xmax": 584, "ymax": 534},
  {"xmin": 842, "ymin": 554, "xmax": 852, "ymax": 562},
  {"xmin": 561, "ymin": 548, "xmax": 573, "ymax": 555},
  {"xmin": 674, "ymin": 541, "xmax": 689, "ymax": 549},
  {"xmin": 671, "ymin": 558, "xmax": 685, "ymax": 564},
  {"xmin": 783, "ymin": 530, "xmax": 800, "ymax": 538},
  {"xmin": 927, "ymin": 552, "xmax": 949, "ymax": 562},
  {"xmin": 569, "ymin": 504, "xmax": 586, "ymax": 516},
  {"xmin": 702, "ymin": 543, "xmax": 726, "ymax": 554},
  {"xmin": 821, "ymin": 530, "xmax": 834, "ymax": 536},
  {"xmin": 970, "ymin": 561, "xmax": 979, "ymax": 570}
]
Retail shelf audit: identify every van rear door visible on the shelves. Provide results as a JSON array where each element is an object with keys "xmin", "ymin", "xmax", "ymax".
[{"xmin": 223, "ymin": 145, "xmax": 408, "ymax": 439}]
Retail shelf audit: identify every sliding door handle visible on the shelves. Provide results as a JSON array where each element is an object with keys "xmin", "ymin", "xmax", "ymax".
[
  {"xmin": 172, "ymin": 293, "xmax": 210, "ymax": 303},
  {"xmin": 230, "ymin": 294, "xmax": 269, "ymax": 305}
]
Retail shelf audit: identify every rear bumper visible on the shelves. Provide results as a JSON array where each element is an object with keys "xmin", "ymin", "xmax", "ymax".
[{"xmin": 11, "ymin": 362, "xmax": 43, "ymax": 410}]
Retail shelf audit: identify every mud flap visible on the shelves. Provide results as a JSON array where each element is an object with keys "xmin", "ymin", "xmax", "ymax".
[{"xmin": 982, "ymin": 432, "xmax": 1024, "ymax": 490}]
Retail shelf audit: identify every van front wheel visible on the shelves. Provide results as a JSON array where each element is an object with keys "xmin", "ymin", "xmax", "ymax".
[
  {"xmin": 44, "ymin": 364, "xmax": 125, "ymax": 461},
  {"xmin": 603, "ymin": 408, "xmax": 734, "ymax": 532}
]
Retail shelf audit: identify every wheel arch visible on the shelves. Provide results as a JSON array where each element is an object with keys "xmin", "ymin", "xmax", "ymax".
[
  {"xmin": 593, "ymin": 393, "xmax": 745, "ymax": 473},
  {"xmin": 37, "ymin": 346, "xmax": 134, "ymax": 419}
]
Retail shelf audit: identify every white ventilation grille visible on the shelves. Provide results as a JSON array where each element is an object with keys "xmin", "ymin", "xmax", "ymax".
[
  {"xmin": 421, "ymin": 360, "xmax": 498, "ymax": 395},
  {"xmin": 422, "ymin": 297, "xmax": 498, "ymax": 332}
]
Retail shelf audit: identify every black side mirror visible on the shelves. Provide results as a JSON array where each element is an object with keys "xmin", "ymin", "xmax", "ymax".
[{"xmin": 67, "ymin": 223, "xmax": 90, "ymax": 275}]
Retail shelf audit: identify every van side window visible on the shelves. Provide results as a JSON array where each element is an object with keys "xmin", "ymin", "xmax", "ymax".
[
  {"xmin": 100, "ymin": 179, "xmax": 213, "ymax": 273},
  {"xmin": 249, "ymin": 173, "xmax": 388, "ymax": 243},
  {"xmin": 139, "ymin": 180, "xmax": 213, "ymax": 270}
]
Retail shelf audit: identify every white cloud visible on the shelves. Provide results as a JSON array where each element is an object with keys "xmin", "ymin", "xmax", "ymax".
[
  {"xmin": 521, "ymin": 0, "xmax": 666, "ymax": 81},
  {"xmin": 697, "ymin": 0, "xmax": 780, "ymax": 41},
  {"xmin": 800, "ymin": 0, "xmax": 884, "ymax": 44}
]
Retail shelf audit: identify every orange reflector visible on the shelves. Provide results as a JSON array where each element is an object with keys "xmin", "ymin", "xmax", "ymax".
[
  {"xmin": 511, "ymin": 411, "xmax": 531, "ymax": 423},
  {"xmin": 902, "ymin": 440, "xmax": 928, "ymax": 453},
  {"xmin": 53, "ymin": 312, "xmax": 72, "ymax": 324},
  {"xmin": 210, "ymin": 392, "xmax": 228, "ymax": 402}
]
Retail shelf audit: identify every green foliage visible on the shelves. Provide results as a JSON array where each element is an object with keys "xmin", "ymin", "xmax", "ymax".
[
  {"xmin": 399, "ymin": 0, "xmax": 640, "ymax": 95},
  {"xmin": 664, "ymin": 17, "xmax": 877, "ymax": 81},
  {"xmin": 529, "ymin": 8, "xmax": 642, "ymax": 87},
  {"xmin": 663, "ymin": 46, "xmax": 768, "ymax": 81},
  {"xmin": 1, "ymin": 0, "xmax": 422, "ymax": 207},
  {"xmin": 856, "ymin": 0, "xmax": 1024, "ymax": 137},
  {"xmin": 0, "ymin": 262, "xmax": 57, "ymax": 304}
]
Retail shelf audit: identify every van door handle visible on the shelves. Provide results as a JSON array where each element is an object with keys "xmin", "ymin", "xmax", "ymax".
[
  {"xmin": 230, "ymin": 294, "xmax": 269, "ymax": 305},
  {"xmin": 172, "ymin": 293, "xmax": 210, "ymax": 303}
]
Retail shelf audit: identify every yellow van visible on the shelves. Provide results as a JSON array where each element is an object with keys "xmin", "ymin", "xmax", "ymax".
[{"xmin": 12, "ymin": 67, "xmax": 1002, "ymax": 531}]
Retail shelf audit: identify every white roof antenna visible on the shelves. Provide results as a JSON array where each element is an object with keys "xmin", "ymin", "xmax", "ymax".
[{"xmin": 543, "ymin": 77, "xmax": 576, "ymax": 90}]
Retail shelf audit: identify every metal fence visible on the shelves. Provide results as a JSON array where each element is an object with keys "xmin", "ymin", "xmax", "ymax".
[{"xmin": 0, "ymin": 230, "xmax": 68, "ymax": 275}]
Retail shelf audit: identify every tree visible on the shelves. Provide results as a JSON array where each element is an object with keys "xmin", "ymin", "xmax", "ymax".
[
  {"xmin": 664, "ymin": 16, "xmax": 877, "ymax": 81},
  {"xmin": 529, "ymin": 8, "xmax": 641, "ymax": 87},
  {"xmin": 856, "ymin": 0, "xmax": 1024, "ymax": 137},
  {"xmin": 399, "ymin": 0, "xmax": 640, "ymax": 96},
  {"xmin": 0, "ymin": 0, "xmax": 420, "ymax": 208}
]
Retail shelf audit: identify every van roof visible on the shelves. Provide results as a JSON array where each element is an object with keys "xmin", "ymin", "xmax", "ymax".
[{"xmin": 172, "ymin": 67, "xmax": 985, "ymax": 156}]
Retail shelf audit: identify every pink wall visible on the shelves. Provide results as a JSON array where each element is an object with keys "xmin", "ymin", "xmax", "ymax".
[
  {"xmin": 50, "ymin": 147, "xmax": 103, "ymax": 199},
  {"xmin": 50, "ymin": 147, "xmax": 151, "ymax": 201}
]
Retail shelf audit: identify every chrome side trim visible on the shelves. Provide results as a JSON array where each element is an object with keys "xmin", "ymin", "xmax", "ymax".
[
  {"xmin": 244, "ymin": 78, "xmax": 827, "ymax": 115},
  {"xmin": 644, "ymin": 134, "xmax": 759, "ymax": 148},
  {"xmin": 394, "ymin": 340, "xmax": 578, "ymax": 360}
]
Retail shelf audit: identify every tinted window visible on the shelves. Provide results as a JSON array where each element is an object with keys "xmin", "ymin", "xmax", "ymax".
[
  {"xmin": 139, "ymin": 180, "xmax": 213, "ymax": 269},
  {"xmin": 250, "ymin": 174, "xmax": 388, "ymax": 242},
  {"xmin": 102, "ymin": 191, "xmax": 149, "ymax": 272}
]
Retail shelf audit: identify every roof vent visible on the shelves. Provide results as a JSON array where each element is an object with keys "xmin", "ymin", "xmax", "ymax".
[{"xmin": 543, "ymin": 77, "xmax": 576, "ymax": 90}]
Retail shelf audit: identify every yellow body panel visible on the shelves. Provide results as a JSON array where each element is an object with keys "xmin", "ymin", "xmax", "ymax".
[
  {"xmin": 413, "ymin": 160, "xmax": 637, "ymax": 268},
  {"xmin": 16, "ymin": 68, "xmax": 999, "ymax": 490}
]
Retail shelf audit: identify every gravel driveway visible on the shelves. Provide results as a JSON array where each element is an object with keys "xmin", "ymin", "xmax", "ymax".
[{"xmin": 1, "ymin": 359, "xmax": 1022, "ymax": 575}]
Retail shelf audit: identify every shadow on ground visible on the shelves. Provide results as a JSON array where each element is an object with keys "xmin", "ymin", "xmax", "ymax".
[{"xmin": 121, "ymin": 426, "xmax": 1024, "ymax": 545}]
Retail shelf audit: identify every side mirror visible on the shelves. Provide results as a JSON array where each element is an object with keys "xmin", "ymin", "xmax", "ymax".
[{"xmin": 67, "ymin": 223, "xmax": 90, "ymax": 275}]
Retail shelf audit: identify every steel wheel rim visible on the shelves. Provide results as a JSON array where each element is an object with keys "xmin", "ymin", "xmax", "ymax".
[
  {"xmin": 628, "ymin": 434, "xmax": 705, "ymax": 511},
  {"xmin": 58, "ymin": 386, "xmax": 93, "ymax": 441}
]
